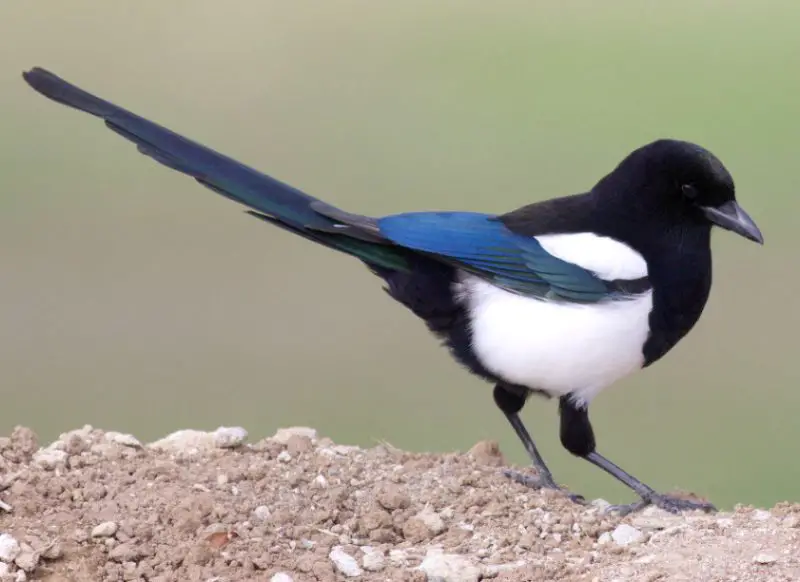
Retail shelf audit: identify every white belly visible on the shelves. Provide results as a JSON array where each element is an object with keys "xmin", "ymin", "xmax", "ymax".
[{"xmin": 456, "ymin": 275, "xmax": 653, "ymax": 406}]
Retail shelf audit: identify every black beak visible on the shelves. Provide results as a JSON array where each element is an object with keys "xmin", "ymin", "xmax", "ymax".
[{"xmin": 702, "ymin": 200, "xmax": 764, "ymax": 244}]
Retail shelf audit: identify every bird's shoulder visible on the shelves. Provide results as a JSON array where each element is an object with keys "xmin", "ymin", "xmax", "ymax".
[
  {"xmin": 498, "ymin": 193, "xmax": 650, "ymax": 284},
  {"xmin": 498, "ymin": 192, "xmax": 599, "ymax": 237}
]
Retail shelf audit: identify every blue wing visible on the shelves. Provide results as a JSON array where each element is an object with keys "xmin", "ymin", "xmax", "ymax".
[{"xmin": 377, "ymin": 212, "xmax": 620, "ymax": 302}]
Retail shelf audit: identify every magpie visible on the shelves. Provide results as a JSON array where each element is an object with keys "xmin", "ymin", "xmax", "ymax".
[{"xmin": 22, "ymin": 67, "xmax": 764, "ymax": 514}]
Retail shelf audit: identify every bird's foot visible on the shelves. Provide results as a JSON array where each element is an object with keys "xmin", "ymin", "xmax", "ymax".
[
  {"xmin": 607, "ymin": 493, "xmax": 716, "ymax": 516},
  {"xmin": 502, "ymin": 469, "xmax": 586, "ymax": 505}
]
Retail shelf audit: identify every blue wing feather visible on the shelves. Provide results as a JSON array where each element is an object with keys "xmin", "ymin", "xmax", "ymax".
[{"xmin": 377, "ymin": 211, "xmax": 611, "ymax": 302}]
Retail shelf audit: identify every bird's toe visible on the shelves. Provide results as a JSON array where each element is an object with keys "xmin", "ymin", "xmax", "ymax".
[
  {"xmin": 607, "ymin": 493, "xmax": 716, "ymax": 516},
  {"xmin": 650, "ymin": 494, "xmax": 716, "ymax": 515},
  {"xmin": 502, "ymin": 469, "xmax": 586, "ymax": 505},
  {"xmin": 605, "ymin": 499, "xmax": 648, "ymax": 516}
]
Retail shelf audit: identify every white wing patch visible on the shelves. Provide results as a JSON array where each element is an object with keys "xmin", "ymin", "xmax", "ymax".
[{"xmin": 536, "ymin": 233, "xmax": 648, "ymax": 281}]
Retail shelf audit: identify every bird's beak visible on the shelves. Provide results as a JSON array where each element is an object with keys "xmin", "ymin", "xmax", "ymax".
[{"xmin": 702, "ymin": 201, "xmax": 764, "ymax": 244}]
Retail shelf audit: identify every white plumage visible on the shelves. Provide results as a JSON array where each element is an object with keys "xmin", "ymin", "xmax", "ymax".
[
  {"xmin": 536, "ymin": 233, "xmax": 648, "ymax": 280},
  {"xmin": 455, "ymin": 233, "xmax": 653, "ymax": 406}
]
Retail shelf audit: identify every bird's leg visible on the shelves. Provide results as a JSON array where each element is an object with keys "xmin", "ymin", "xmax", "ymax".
[
  {"xmin": 494, "ymin": 384, "xmax": 585, "ymax": 504},
  {"xmin": 559, "ymin": 396, "xmax": 716, "ymax": 515}
]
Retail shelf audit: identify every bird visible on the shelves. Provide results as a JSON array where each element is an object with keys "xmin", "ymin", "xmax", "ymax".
[{"xmin": 22, "ymin": 67, "xmax": 764, "ymax": 514}]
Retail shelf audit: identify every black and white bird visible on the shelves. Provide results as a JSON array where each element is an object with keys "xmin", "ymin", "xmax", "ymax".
[{"xmin": 22, "ymin": 67, "xmax": 764, "ymax": 514}]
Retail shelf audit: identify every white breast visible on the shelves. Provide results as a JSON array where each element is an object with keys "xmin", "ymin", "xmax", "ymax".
[
  {"xmin": 454, "ymin": 232, "xmax": 652, "ymax": 406},
  {"xmin": 458, "ymin": 276, "xmax": 652, "ymax": 406}
]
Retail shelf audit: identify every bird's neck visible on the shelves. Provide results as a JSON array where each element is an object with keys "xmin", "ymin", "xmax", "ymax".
[{"xmin": 639, "ymin": 224, "xmax": 713, "ymax": 366}]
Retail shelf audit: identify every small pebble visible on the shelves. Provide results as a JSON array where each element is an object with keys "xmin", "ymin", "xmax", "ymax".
[
  {"xmin": 32, "ymin": 449, "xmax": 68, "ymax": 469},
  {"xmin": 753, "ymin": 553, "xmax": 778, "ymax": 564},
  {"xmin": 212, "ymin": 426, "xmax": 248, "ymax": 448},
  {"xmin": 361, "ymin": 547, "xmax": 386, "ymax": 572},
  {"xmin": 277, "ymin": 451, "xmax": 292, "ymax": 463},
  {"xmin": 40, "ymin": 542, "xmax": 63, "ymax": 560},
  {"xmin": 0, "ymin": 534, "xmax": 21, "ymax": 562},
  {"xmin": 611, "ymin": 524, "xmax": 644, "ymax": 546},
  {"xmin": 270, "ymin": 573, "xmax": 294, "ymax": 582},
  {"xmin": 467, "ymin": 441, "xmax": 505, "ymax": 466},
  {"xmin": 389, "ymin": 549, "xmax": 409, "ymax": 567},
  {"xmin": 91, "ymin": 522, "xmax": 119, "ymax": 538},
  {"xmin": 148, "ymin": 430, "xmax": 215, "ymax": 455},
  {"xmin": 419, "ymin": 550, "xmax": 481, "ymax": 582},
  {"xmin": 14, "ymin": 547, "xmax": 38, "ymax": 572},
  {"xmin": 415, "ymin": 507, "xmax": 446, "ymax": 535},
  {"xmin": 286, "ymin": 434, "xmax": 313, "ymax": 455},
  {"xmin": 108, "ymin": 542, "xmax": 138, "ymax": 562},
  {"xmin": 329, "ymin": 546, "xmax": 362, "ymax": 577},
  {"xmin": 252, "ymin": 506, "xmax": 271, "ymax": 523},
  {"xmin": 270, "ymin": 427, "xmax": 318, "ymax": 444},
  {"xmin": 104, "ymin": 431, "xmax": 142, "ymax": 448}
]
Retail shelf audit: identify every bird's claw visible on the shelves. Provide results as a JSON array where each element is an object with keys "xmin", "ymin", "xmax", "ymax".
[
  {"xmin": 502, "ymin": 469, "xmax": 586, "ymax": 505},
  {"xmin": 607, "ymin": 493, "xmax": 717, "ymax": 516}
]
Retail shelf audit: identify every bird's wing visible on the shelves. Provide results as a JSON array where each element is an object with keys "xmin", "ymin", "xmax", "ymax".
[{"xmin": 377, "ymin": 211, "xmax": 649, "ymax": 302}]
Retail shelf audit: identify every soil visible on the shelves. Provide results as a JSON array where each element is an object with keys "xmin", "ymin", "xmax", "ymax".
[{"xmin": 0, "ymin": 425, "xmax": 797, "ymax": 582}]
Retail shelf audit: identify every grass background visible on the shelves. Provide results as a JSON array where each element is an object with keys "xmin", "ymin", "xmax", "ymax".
[{"xmin": 1, "ymin": 1, "xmax": 798, "ymax": 509}]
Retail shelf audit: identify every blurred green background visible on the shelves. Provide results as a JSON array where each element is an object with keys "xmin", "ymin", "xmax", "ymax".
[{"xmin": 1, "ymin": 1, "xmax": 798, "ymax": 510}]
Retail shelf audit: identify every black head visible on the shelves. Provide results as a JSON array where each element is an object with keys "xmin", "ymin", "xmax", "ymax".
[{"xmin": 600, "ymin": 139, "xmax": 763, "ymax": 244}]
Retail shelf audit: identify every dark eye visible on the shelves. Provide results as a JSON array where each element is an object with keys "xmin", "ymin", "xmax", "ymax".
[{"xmin": 681, "ymin": 184, "xmax": 699, "ymax": 200}]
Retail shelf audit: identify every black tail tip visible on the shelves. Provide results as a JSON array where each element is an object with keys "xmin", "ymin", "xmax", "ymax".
[
  {"xmin": 22, "ymin": 66, "xmax": 47, "ymax": 82},
  {"xmin": 22, "ymin": 67, "xmax": 59, "ymax": 93}
]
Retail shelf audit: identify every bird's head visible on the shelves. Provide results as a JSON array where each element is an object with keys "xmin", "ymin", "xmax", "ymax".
[{"xmin": 604, "ymin": 139, "xmax": 764, "ymax": 245}]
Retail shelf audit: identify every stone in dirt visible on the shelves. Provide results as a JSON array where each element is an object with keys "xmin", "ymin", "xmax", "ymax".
[
  {"xmin": 419, "ymin": 550, "xmax": 482, "ymax": 582},
  {"xmin": 147, "ymin": 426, "xmax": 247, "ymax": 456},
  {"xmin": 329, "ymin": 546, "xmax": 362, "ymax": 577},
  {"xmin": 0, "ymin": 534, "xmax": 20, "ymax": 562},
  {"xmin": 611, "ymin": 523, "xmax": 645, "ymax": 546},
  {"xmin": 361, "ymin": 547, "xmax": 386, "ymax": 572},
  {"xmin": 270, "ymin": 426, "xmax": 318, "ymax": 444},
  {"xmin": 104, "ymin": 432, "xmax": 142, "ymax": 448},
  {"xmin": 91, "ymin": 522, "xmax": 118, "ymax": 538},
  {"xmin": 13, "ymin": 545, "xmax": 38, "ymax": 572},
  {"xmin": 32, "ymin": 448, "xmax": 67, "ymax": 469}
]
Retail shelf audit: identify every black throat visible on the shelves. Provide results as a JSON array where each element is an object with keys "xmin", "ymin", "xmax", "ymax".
[{"xmin": 636, "ymin": 224, "xmax": 713, "ymax": 366}]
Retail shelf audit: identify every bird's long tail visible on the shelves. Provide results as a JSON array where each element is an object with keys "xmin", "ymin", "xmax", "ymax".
[{"xmin": 21, "ymin": 67, "xmax": 411, "ymax": 272}]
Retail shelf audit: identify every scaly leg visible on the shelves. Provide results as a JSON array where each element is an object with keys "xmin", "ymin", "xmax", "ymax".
[
  {"xmin": 559, "ymin": 396, "xmax": 715, "ymax": 515},
  {"xmin": 494, "ymin": 384, "xmax": 585, "ymax": 504}
]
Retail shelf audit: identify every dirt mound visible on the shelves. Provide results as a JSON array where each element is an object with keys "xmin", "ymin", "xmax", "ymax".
[{"xmin": 0, "ymin": 425, "xmax": 797, "ymax": 582}]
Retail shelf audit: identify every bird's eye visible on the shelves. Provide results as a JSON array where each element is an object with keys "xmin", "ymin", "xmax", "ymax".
[{"xmin": 681, "ymin": 184, "xmax": 699, "ymax": 201}]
